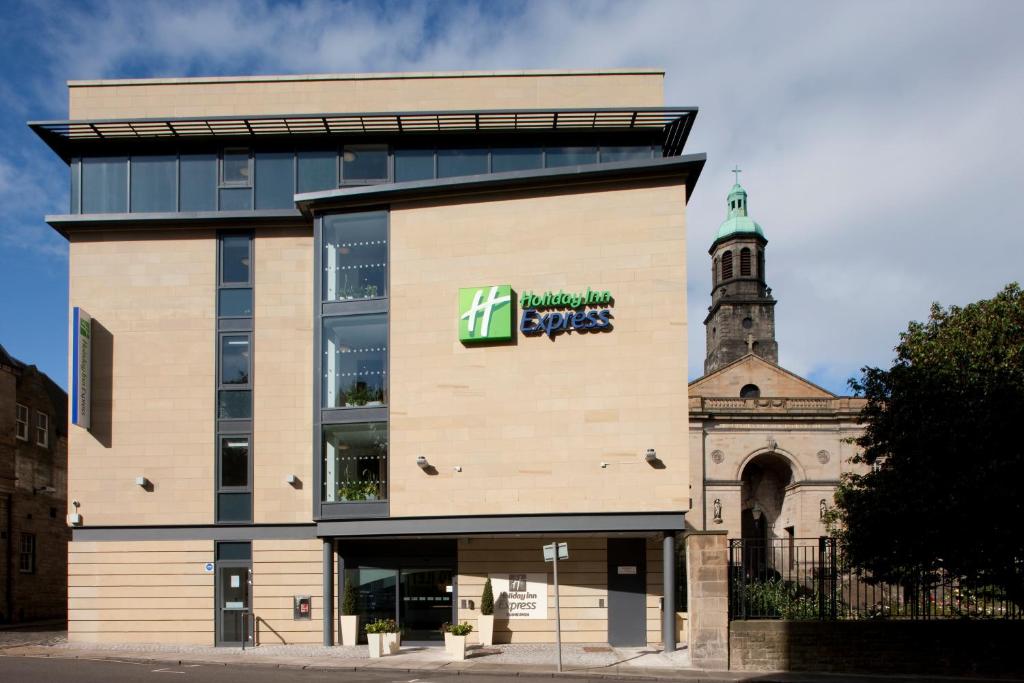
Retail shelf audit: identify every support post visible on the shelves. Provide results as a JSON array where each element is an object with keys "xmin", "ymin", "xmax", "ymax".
[
  {"xmin": 553, "ymin": 549, "xmax": 562, "ymax": 673},
  {"xmin": 663, "ymin": 532, "xmax": 676, "ymax": 652},
  {"xmin": 323, "ymin": 538, "xmax": 334, "ymax": 646}
]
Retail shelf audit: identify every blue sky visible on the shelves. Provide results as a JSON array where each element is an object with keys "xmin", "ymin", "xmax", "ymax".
[{"xmin": 1, "ymin": 0, "xmax": 1022, "ymax": 394}]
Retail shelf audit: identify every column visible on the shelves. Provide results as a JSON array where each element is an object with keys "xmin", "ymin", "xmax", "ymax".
[
  {"xmin": 662, "ymin": 532, "xmax": 676, "ymax": 651},
  {"xmin": 323, "ymin": 538, "xmax": 334, "ymax": 646},
  {"xmin": 684, "ymin": 531, "xmax": 729, "ymax": 670}
]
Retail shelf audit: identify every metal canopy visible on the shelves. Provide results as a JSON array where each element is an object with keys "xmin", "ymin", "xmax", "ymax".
[{"xmin": 29, "ymin": 106, "xmax": 697, "ymax": 160}]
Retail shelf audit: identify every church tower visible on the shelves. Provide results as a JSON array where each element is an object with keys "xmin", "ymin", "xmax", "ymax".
[{"xmin": 703, "ymin": 172, "xmax": 778, "ymax": 374}]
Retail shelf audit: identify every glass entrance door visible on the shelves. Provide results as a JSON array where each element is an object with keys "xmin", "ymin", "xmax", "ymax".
[
  {"xmin": 217, "ymin": 564, "xmax": 251, "ymax": 646},
  {"xmin": 400, "ymin": 568, "xmax": 453, "ymax": 641},
  {"xmin": 348, "ymin": 567, "xmax": 397, "ymax": 643}
]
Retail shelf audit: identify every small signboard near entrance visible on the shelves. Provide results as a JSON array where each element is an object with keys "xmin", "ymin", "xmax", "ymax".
[{"xmin": 489, "ymin": 573, "xmax": 547, "ymax": 619}]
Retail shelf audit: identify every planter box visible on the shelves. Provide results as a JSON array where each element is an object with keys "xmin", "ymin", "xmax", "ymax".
[
  {"xmin": 444, "ymin": 631, "xmax": 453, "ymax": 655},
  {"xmin": 384, "ymin": 632, "xmax": 400, "ymax": 652},
  {"xmin": 450, "ymin": 634, "xmax": 467, "ymax": 660},
  {"xmin": 477, "ymin": 614, "xmax": 494, "ymax": 647},
  {"xmin": 340, "ymin": 615, "xmax": 358, "ymax": 646},
  {"xmin": 367, "ymin": 633, "xmax": 384, "ymax": 658}
]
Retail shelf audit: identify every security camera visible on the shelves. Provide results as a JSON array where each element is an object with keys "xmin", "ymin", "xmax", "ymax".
[
  {"xmin": 645, "ymin": 448, "xmax": 658, "ymax": 463},
  {"xmin": 416, "ymin": 456, "xmax": 429, "ymax": 469}
]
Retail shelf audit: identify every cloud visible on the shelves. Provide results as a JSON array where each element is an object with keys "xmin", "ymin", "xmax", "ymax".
[{"xmin": 7, "ymin": 0, "xmax": 1024, "ymax": 393}]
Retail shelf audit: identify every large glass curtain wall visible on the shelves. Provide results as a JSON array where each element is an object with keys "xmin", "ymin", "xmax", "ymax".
[
  {"xmin": 71, "ymin": 143, "xmax": 659, "ymax": 214},
  {"xmin": 318, "ymin": 210, "xmax": 390, "ymax": 511}
]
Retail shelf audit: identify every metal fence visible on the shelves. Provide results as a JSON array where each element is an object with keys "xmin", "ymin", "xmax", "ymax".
[{"xmin": 728, "ymin": 537, "xmax": 1023, "ymax": 621}]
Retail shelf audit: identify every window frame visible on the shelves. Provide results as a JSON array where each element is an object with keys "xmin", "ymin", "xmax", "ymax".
[
  {"xmin": 19, "ymin": 533, "xmax": 36, "ymax": 574},
  {"xmin": 15, "ymin": 403, "xmax": 29, "ymax": 441},
  {"xmin": 321, "ymin": 312, "xmax": 389, "ymax": 410},
  {"xmin": 340, "ymin": 144, "xmax": 391, "ymax": 186},
  {"xmin": 219, "ymin": 148, "xmax": 253, "ymax": 188},
  {"xmin": 215, "ymin": 433, "xmax": 253, "ymax": 524},
  {"xmin": 217, "ymin": 232, "xmax": 254, "ymax": 318},
  {"xmin": 35, "ymin": 411, "xmax": 48, "ymax": 447}
]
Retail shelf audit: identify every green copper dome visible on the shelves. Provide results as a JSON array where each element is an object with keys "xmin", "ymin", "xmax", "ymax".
[{"xmin": 716, "ymin": 181, "xmax": 764, "ymax": 241}]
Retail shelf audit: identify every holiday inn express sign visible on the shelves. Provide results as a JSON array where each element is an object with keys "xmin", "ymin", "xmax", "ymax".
[{"xmin": 459, "ymin": 285, "xmax": 614, "ymax": 342}]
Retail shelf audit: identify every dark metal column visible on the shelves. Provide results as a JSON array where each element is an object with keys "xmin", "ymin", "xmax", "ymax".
[
  {"xmin": 662, "ymin": 532, "xmax": 676, "ymax": 652},
  {"xmin": 323, "ymin": 539, "xmax": 334, "ymax": 646}
]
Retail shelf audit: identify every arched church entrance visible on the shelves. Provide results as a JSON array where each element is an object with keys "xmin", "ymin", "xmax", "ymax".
[{"xmin": 739, "ymin": 452, "xmax": 795, "ymax": 576}]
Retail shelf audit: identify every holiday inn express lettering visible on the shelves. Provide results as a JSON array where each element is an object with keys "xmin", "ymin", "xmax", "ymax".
[{"xmin": 35, "ymin": 70, "xmax": 701, "ymax": 650}]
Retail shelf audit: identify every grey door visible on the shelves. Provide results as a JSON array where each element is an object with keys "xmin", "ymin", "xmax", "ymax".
[
  {"xmin": 216, "ymin": 564, "xmax": 251, "ymax": 646},
  {"xmin": 607, "ymin": 538, "xmax": 646, "ymax": 646}
]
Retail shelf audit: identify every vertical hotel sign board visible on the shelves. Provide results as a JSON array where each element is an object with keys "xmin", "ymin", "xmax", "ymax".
[{"xmin": 72, "ymin": 307, "xmax": 91, "ymax": 430}]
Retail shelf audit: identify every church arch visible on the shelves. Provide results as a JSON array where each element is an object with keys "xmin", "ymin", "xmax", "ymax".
[
  {"xmin": 740, "ymin": 383, "xmax": 760, "ymax": 398},
  {"xmin": 722, "ymin": 250, "xmax": 733, "ymax": 279},
  {"xmin": 734, "ymin": 446, "xmax": 806, "ymax": 483},
  {"xmin": 738, "ymin": 450, "xmax": 801, "ymax": 544}
]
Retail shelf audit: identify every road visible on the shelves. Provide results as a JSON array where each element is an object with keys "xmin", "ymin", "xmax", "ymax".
[{"xmin": 0, "ymin": 656, "xmax": 656, "ymax": 683}]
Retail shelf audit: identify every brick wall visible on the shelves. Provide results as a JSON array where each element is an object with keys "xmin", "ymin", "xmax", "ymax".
[{"xmin": 730, "ymin": 620, "xmax": 1024, "ymax": 676}]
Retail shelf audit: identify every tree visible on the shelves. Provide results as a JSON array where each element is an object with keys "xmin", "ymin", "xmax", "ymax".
[
  {"xmin": 480, "ymin": 578, "xmax": 494, "ymax": 616},
  {"xmin": 341, "ymin": 578, "xmax": 357, "ymax": 616},
  {"xmin": 831, "ymin": 283, "xmax": 1024, "ymax": 596}
]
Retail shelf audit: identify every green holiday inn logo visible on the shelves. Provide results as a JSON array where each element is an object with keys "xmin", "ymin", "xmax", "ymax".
[{"xmin": 459, "ymin": 285, "xmax": 513, "ymax": 342}]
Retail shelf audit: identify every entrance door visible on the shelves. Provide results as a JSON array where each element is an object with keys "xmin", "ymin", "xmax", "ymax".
[
  {"xmin": 608, "ymin": 538, "xmax": 647, "ymax": 646},
  {"xmin": 400, "ymin": 568, "xmax": 453, "ymax": 641},
  {"xmin": 216, "ymin": 564, "xmax": 251, "ymax": 646}
]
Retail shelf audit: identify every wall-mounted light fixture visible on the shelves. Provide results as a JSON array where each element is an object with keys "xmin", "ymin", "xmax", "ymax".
[
  {"xmin": 645, "ymin": 448, "xmax": 657, "ymax": 463},
  {"xmin": 135, "ymin": 476, "xmax": 152, "ymax": 490},
  {"xmin": 285, "ymin": 474, "xmax": 301, "ymax": 488},
  {"xmin": 416, "ymin": 456, "xmax": 429, "ymax": 470},
  {"xmin": 68, "ymin": 499, "xmax": 82, "ymax": 526}
]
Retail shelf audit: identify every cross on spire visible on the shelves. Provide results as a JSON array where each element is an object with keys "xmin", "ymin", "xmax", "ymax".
[{"xmin": 732, "ymin": 165, "xmax": 742, "ymax": 184}]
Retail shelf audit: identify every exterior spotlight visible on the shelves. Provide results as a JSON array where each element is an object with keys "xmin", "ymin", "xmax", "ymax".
[
  {"xmin": 285, "ymin": 474, "xmax": 299, "ymax": 486},
  {"xmin": 135, "ymin": 476, "xmax": 151, "ymax": 488},
  {"xmin": 68, "ymin": 500, "xmax": 82, "ymax": 526},
  {"xmin": 645, "ymin": 448, "xmax": 657, "ymax": 463},
  {"xmin": 416, "ymin": 456, "xmax": 429, "ymax": 470}
]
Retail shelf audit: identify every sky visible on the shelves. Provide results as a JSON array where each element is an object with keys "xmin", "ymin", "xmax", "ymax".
[{"xmin": 0, "ymin": 0, "xmax": 1022, "ymax": 394}]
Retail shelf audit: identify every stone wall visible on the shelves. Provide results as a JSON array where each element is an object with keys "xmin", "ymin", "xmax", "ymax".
[
  {"xmin": 730, "ymin": 620, "xmax": 1024, "ymax": 676},
  {"xmin": 684, "ymin": 532, "xmax": 728, "ymax": 670}
]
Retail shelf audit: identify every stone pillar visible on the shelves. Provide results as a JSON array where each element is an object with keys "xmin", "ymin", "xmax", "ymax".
[
  {"xmin": 684, "ymin": 531, "xmax": 729, "ymax": 670},
  {"xmin": 322, "ymin": 538, "xmax": 334, "ymax": 646},
  {"xmin": 662, "ymin": 532, "xmax": 676, "ymax": 652}
]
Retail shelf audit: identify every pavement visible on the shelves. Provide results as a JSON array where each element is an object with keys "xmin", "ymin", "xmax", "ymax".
[{"xmin": 0, "ymin": 627, "xmax": 1018, "ymax": 682}]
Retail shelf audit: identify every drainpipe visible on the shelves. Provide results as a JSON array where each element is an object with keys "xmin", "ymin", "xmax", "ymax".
[{"xmin": 4, "ymin": 493, "xmax": 12, "ymax": 623}]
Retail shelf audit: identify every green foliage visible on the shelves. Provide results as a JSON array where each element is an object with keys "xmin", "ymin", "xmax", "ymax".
[
  {"xmin": 448, "ymin": 622, "xmax": 474, "ymax": 636},
  {"xmin": 834, "ymin": 283, "xmax": 1024, "ymax": 595},
  {"xmin": 739, "ymin": 577, "xmax": 821, "ymax": 620},
  {"xmin": 364, "ymin": 618, "xmax": 398, "ymax": 634},
  {"xmin": 343, "ymin": 382, "xmax": 384, "ymax": 407},
  {"xmin": 336, "ymin": 475, "xmax": 380, "ymax": 501},
  {"xmin": 341, "ymin": 579, "xmax": 357, "ymax": 616},
  {"xmin": 480, "ymin": 578, "xmax": 494, "ymax": 616}
]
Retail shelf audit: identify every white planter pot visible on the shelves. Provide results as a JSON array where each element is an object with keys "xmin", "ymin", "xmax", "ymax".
[
  {"xmin": 383, "ymin": 632, "xmax": 400, "ymax": 653},
  {"xmin": 450, "ymin": 634, "xmax": 467, "ymax": 660},
  {"xmin": 444, "ymin": 631, "xmax": 454, "ymax": 655},
  {"xmin": 477, "ymin": 614, "xmax": 494, "ymax": 647},
  {"xmin": 367, "ymin": 633, "xmax": 385, "ymax": 658},
  {"xmin": 340, "ymin": 615, "xmax": 358, "ymax": 646}
]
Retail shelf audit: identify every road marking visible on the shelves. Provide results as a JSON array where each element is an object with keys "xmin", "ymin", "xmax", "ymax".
[{"xmin": 152, "ymin": 668, "xmax": 186, "ymax": 674}]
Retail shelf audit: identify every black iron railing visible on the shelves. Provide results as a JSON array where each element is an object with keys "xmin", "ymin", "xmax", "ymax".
[{"xmin": 728, "ymin": 537, "xmax": 1023, "ymax": 621}]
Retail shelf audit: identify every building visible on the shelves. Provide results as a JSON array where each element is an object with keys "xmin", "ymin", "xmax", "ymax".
[
  {"xmin": 0, "ymin": 344, "xmax": 69, "ymax": 623},
  {"xmin": 688, "ymin": 179, "xmax": 866, "ymax": 542},
  {"xmin": 31, "ymin": 70, "xmax": 704, "ymax": 648}
]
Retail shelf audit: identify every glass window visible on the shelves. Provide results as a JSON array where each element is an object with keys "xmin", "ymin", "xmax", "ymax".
[
  {"xmin": 491, "ymin": 147, "xmax": 543, "ymax": 173},
  {"xmin": 219, "ymin": 288, "xmax": 253, "ymax": 317},
  {"xmin": 322, "ymin": 314, "xmax": 387, "ymax": 408},
  {"xmin": 36, "ymin": 411, "xmax": 48, "ymax": 447},
  {"xmin": 220, "ymin": 335, "xmax": 250, "ymax": 386},
  {"xmin": 437, "ymin": 148, "xmax": 488, "ymax": 178},
  {"xmin": 297, "ymin": 150, "xmax": 338, "ymax": 193},
  {"xmin": 130, "ymin": 155, "xmax": 177, "ymax": 212},
  {"xmin": 323, "ymin": 422, "xmax": 388, "ymax": 502},
  {"xmin": 221, "ymin": 150, "xmax": 251, "ymax": 186},
  {"xmin": 81, "ymin": 156, "xmax": 128, "ymax": 213},
  {"xmin": 217, "ymin": 493, "xmax": 252, "ymax": 523},
  {"xmin": 545, "ymin": 146, "xmax": 598, "ymax": 168},
  {"xmin": 180, "ymin": 154, "xmax": 217, "ymax": 212},
  {"xmin": 70, "ymin": 159, "xmax": 80, "ymax": 214},
  {"xmin": 220, "ymin": 235, "xmax": 250, "ymax": 284},
  {"xmin": 216, "ymin": 541, "xmax": 252, "ymax": 561},
  {"xmin": 342, "ymin": 146, "xmax": 388, "ymax": 182},
  {"xmin": 220, "ymin": 436, "xmax": 250, "ymax": 488},
  {"xmin": 600, "ymin": 146, "xmax": 652, "ymax": 163},
  {"xmin": 219, "ymin": 187, "xmax": 252, "ymax": 211},
  {"xmin": 322, "ymin": 211, "xmax": 387, "ymax": 302},
  {"xmin": 15, "ymin": 403, "xmax": 28, "ymax": 441},
  {"xmin": 19, "ymin": 533, "xmax": 35, "ymax": 573},
  {"xmin": 254, "ymin": 151, "xmax": 294, "ymax": 209},
  {"xmin": 218, "ymin": 390, "xmax": 252, "ymax": 419},
  {"xmin": 394, "ymin": 149, "xmax": 435, "ymax": 182}
]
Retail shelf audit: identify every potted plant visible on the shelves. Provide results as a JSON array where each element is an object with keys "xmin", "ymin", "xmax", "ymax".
[
  {"xmin": 478, "ymin": 578, "xmax": 495, "ymax": 646},
  {"xmin": 364, "ymin": 618, "xmax": 399, "ymax": 658},
  {"xmin": 441, "ymin": 622, "xmax": 453, "ymax": 655},
  {"xmin": 340, "ymin": 580, "xmax": 358, "ymax": 646},
  {"xmin": 448, "ymin": 622, "xmax": 473, "ymax": 661},
  {"xmin": 337, "ymin": 475, "xmax": 380, "ymax": 502}
]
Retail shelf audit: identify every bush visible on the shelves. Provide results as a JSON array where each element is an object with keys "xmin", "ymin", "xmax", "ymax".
[
  {"xmin": 480, "ymin": 578, "xmax": 494, "ymax": 616},
  {"xmin": 364, "ymin": 618, "xmax": 398, "ymax": 634},
  {"xmin": 449, "ymin": 622, "xmax": 473, "ymax": 636},
  {"xmin": 341, "ymin": 580, "xmax": 357, "ymax": 616},
  {"xmin": 741, "ymin": 577, "xmax": 821, "ymax": 620}
]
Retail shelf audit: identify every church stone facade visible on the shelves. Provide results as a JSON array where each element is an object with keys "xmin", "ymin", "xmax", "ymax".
[{"xmin": 689, "ymin": 180, "xmax": 866, "ymax": 542}]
